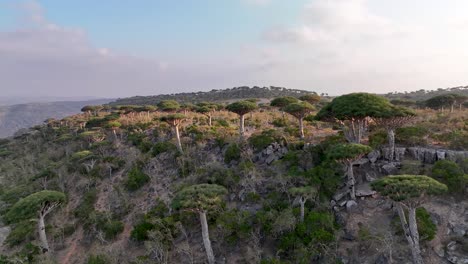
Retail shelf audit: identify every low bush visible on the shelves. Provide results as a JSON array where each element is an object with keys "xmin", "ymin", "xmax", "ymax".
[
  {"xmin": 5, "ymin": 220, "xmax": 35, "ymax": 246},
  {"xmin": 431, "ymin": 160, "xmax": 466, "ymax": 193},
  {"xmin": 396, "ymin": 126, "xmax": 429, "ymax": 146},
  {"xmin": 124, "ymin": 166, "xmax": 150, "ymax": 191},
  {"xmin": 224, "ymin": 143, "xmax": 241, "ymax": 164},
  {"xmin": 87, "ymin": 254, "xmax": 111, "ymax": 264},
  {"xmin": 151, "ymin": 141, "xmax": 177, "ymax": 156}
]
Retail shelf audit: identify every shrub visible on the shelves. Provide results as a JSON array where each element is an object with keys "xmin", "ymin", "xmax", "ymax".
[
  {"xmin": 392, "ymin": 207, "xmax": 437, "ymax": 242},
  {"xmin": 396, "ymin": 126, "xmax": 429, "ymax": 146},
  {"xmin": 416, "ymin": 207, "xmax": 437, "ymax": 241},
  {"xmin": 431, "ymin": 160, "xmax": 466, "ymax": 193},
  {"xmin": 151, "ymin": 141, "xmax": 177, "ymax": 156},
  {"xmin": 216, "ymin": 209, "xmax": 253, "ymax": 244},
  {"xmin": 74, "ymin": 188, "xmax": 98, "ymax": 220},
  {"xmin": 216, "ymin": 119, "xmax": 230, "ymax": 127},
  {"xmin": 276, "ymin": 211, "xmax": 336, "ymax": 261},
  {"xmin": 128, "ymin": 133, "xmax": 152, "ymax": 153},
  {"xmin": 131, "ymin": 220, "xmax": 155, "ymax": 241},
  {"xmin": 368, "ymin": 130, "xmax": 387, "ymax": 148},
  {"xmin": 249, "ymin": 129, "xmax": 281, "ymax": 152},
  {"xmin": 101, "ymin": 220, "xmax": 124, "ymax": 240},
  {"xmin": 124, "ymin": 167, "xmax": 150, "ymax": 191},
  {"xmin": 224, "ymin": 143, "xmax": 241, "ymax": 164},
  {"xmin": 71, "ymin": 150, "xmax": 94, "ymax": 160},
  {"xmin": 195, "ymin": 164, "xmax": 240, "ymax": 188},
  {"xmin": 272, "ymin": 118, "xmax": 287, "ymax": 127},
  {"xmin": 5, "ymin": 220, "xmax": 35, "ymax": 246},
  {"xmin": 87, "ymin": 254, "xmax": 111, "ymax": 264}
]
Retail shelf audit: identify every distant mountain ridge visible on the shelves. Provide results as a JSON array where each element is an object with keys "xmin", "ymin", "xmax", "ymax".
[
  {"xmin": 109, "ymin": 86, "xmax": 317, "ymax": 105},
  {"xmin": 0, "ymin": 99, "xmax": 112, "ymax": 138},
  {"xmin": 383, "ymin": 86, "xmax": 468, "ymax": 101}
]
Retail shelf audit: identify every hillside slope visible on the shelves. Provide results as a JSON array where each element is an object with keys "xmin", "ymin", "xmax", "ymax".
[{"xmin": 109, "ymin": 86, "xmax": 316, "ymax": 105}]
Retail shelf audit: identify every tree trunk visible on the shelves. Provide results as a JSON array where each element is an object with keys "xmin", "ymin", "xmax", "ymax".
[
  {"xmin": 38, "ymin": 214, "xmax": 49, "ymax": 253},
  {"xmin": 396, "ymin": 204, "xmax": 423, "ymax": 264},
  {"xmin": 299, "ymin": 117, "xmax": 304, "ymax": 139},
  {"xmin": 299, "ymin": 198, "xmax": 306, "ymax": 223},
  {"xmin": 239, "ymin": 114, "xmax": 245, "ymax": 137},
  {"xmin": 450, "ymin": 104, "xmax": 454, "ymax": 113},
  {"xmin": 347, "ymin": 161, "xmax": 356, "ymax": 200},
  {"xmin": 387, "ymin": 128, "xmax": 395, "ymax": 161},
  {"xmin": 208, "ymin": 115, "xmax": 212, "ymax": 126},
  {"xmin": 174, "ymin": 125, "xmax": 183, "ymax": 153},
  {"xmin": 199, "ymin": 211, "xmax": 215, "ymax": 264},
  {"xmin": 408, "ymin": 207, "xmax": 423, "ymax": 264}
]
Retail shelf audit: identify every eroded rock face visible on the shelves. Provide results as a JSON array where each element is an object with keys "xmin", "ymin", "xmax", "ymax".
[
  {"xmin": 253, "ymin": 142, "xmax": 288, "ymax": 165},
  {"xmin": 407, "ymin": 147, "xmax": 468, "ymax": 164}
]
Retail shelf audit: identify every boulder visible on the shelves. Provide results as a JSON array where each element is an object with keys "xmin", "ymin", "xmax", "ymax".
[
  {"xmin": 0, "ymin": 226, "xmax": 11, "ymax": 246},
  {"xmin": 436, "ymin": 150, "xmax": 446, "ymax": 160},
  {"xmin": 333, "ymin": 189, "xmax": 349, "ymax": 202},
  {"xmin": 368, "ymin": 150, "xmax": 381, "ymax": 163},
  {"xmin": 346, "ymin": 200, "xmax": 358, "ymax": 212},
  {"xmin": 382, "ymin": 163, "xmax": 398, "ymax": 175},
  {"xmin": 354, "ymin": 158, "xmax": 369, "ymax": 165},
  {"xmin": 395, "ymin": 147, "xmax": 406, "ymax": 161}
]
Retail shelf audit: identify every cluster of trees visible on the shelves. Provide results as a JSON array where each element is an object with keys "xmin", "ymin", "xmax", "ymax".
[
  {"xmin": 109, "ymin": 86, "xmax": 315, "ymax": 106},
  {"xmin": 3, "ymin": 90, "xmax": 464, "ymax": 263}
]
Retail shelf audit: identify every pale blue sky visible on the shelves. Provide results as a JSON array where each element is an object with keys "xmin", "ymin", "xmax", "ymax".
[{"xmin": 2, "ymin": 0, "xmax": 468, "ymax": 97}]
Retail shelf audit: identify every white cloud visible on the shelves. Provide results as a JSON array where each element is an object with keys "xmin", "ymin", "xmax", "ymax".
[
  {"xmin": 256, "ymin": 0, "xmax": 468, "ymax": 95},
  {"xmin": 0, "ymin": 1, "xmax": 259, "ymax": 97}
]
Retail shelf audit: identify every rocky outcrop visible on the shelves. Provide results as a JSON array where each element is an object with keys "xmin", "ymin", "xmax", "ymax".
[
  {"xmin": 376, "ymin": 146, "xmax": 468, "ymax": 164},
  {"xmin": 253, "ymin": 142, "xmax": 288, "ymax": 165}
]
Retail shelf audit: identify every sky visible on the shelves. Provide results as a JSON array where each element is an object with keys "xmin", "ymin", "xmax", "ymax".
[{"xmin": 2, "ymin": 0, "xmax": 468, "ymax": 98}]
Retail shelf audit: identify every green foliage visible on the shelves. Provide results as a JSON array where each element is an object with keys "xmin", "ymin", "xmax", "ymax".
[
  {"xmin": 395, "ymin": 126, "xmax": 429, "ymax": 146},
  {"xmin": 248, "ymin": 129, "xmax": 281, "ymax": 152},
  {"xmin": 151, "ymin": 141, "xmax": 177, "ymax": 156},
  {"xmin": 224, "ymin": 143, "xmax": 241, "ymax": 164},
  {"xmin": 216, "ymin": 119, "xmax": 230, "ymax": 127},
  {"xmin": 171, "ymin": 184, "xmax": 227, "ymax": 212},
  {"xmin": 216, "ymin": 209, "xmax": 253, "ymax": 243},
  {"xmin": 125, "ymin": 166, "xmax": 150, "ymax": 191},
  {"xmin": 424, "ymin": 94, "xmax": 466, "ymax": 109},
  {"xmin": 127, "ymin": 132, "xmax": 152, "ymax": 153},
  {"xmin": 399, "ymin": 160, "xmax": 426, "ymax": 175},
  {"xmin": 195, "ymin": 164, "xmax": 240, "ymax": 188},
  {"xmin": 433, "ymin": 130, "xmax": 468, "ymax": 150},
  {"xmin": 71, "ymin": 150, "xmax": 94, "ymax": 160},
  {"xmin": 272, "ymin": 118, "xmax": 288, "ymax": 127},
  {"xmin": 131, "ymin": 220, "xmax": 155, "ymax": 241},
  {"xmin": 371, "ymin": 175, "xmax": 447, "ymax": 202},
  {"xmin": 101, "ymin": 220, "xmax": 124, "ymax": 240},
  {"xmin": 306, "ymin": 162, "xmax": 342, "ymax": 199},
  {"xmin": 416, "ymin": 207, "xmax": 437, "ymax": 241},
  {"xmin": 160, "ymin": 113, "xmax": 186, "ymax": 124},
  {"xmin": 87, "ymin": 254, "xmax": 111, "ymax": 264},
  {"xmin": 326, "ymin": 143, "xmax": 372, "ymax": 162},
  {"xmin": 299, "ymin": 94, "xmax": 321, "ymax": 104},
  {"xmin": 368, "ymin": 130, "xmax": 387, "ymax": 148},
  {"xmin": 74, "ymin": 188, "xmax": 98, "ymax": 220},
  {"xmin": 0, "ymin": 185, "xmax": 35, "ymax": 208},
  {"xmin": 226, "ymin": 100, "xmax": 258, "ymax": 116},
  {"xmin": 5, "ymin": 190, "xmax": 66, "ymax": 223},
  {"xmin": 270, "ymin": 96, "xmax": 299, "ymax": 108},
  {"xmin": 431, "ymin": 160, "xmax": 467, "ymax": 193},
  {"xmin": 284, "ymin": 102, "xmax": 315, "ymax": 119},
  {"xmin": 276, "ymin": 211, "xmax": 336, "ymax": 261},
  {"xmin": 5, "ymin": 220, "xmax": 35, "ymax": 246},
  {"xmin": 157, "ymin": 100, "xmax": 180, "ymax": 112},
  {"xmin": 316, "ymin": 93, "xmax": 393, "ymax": 121}
]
